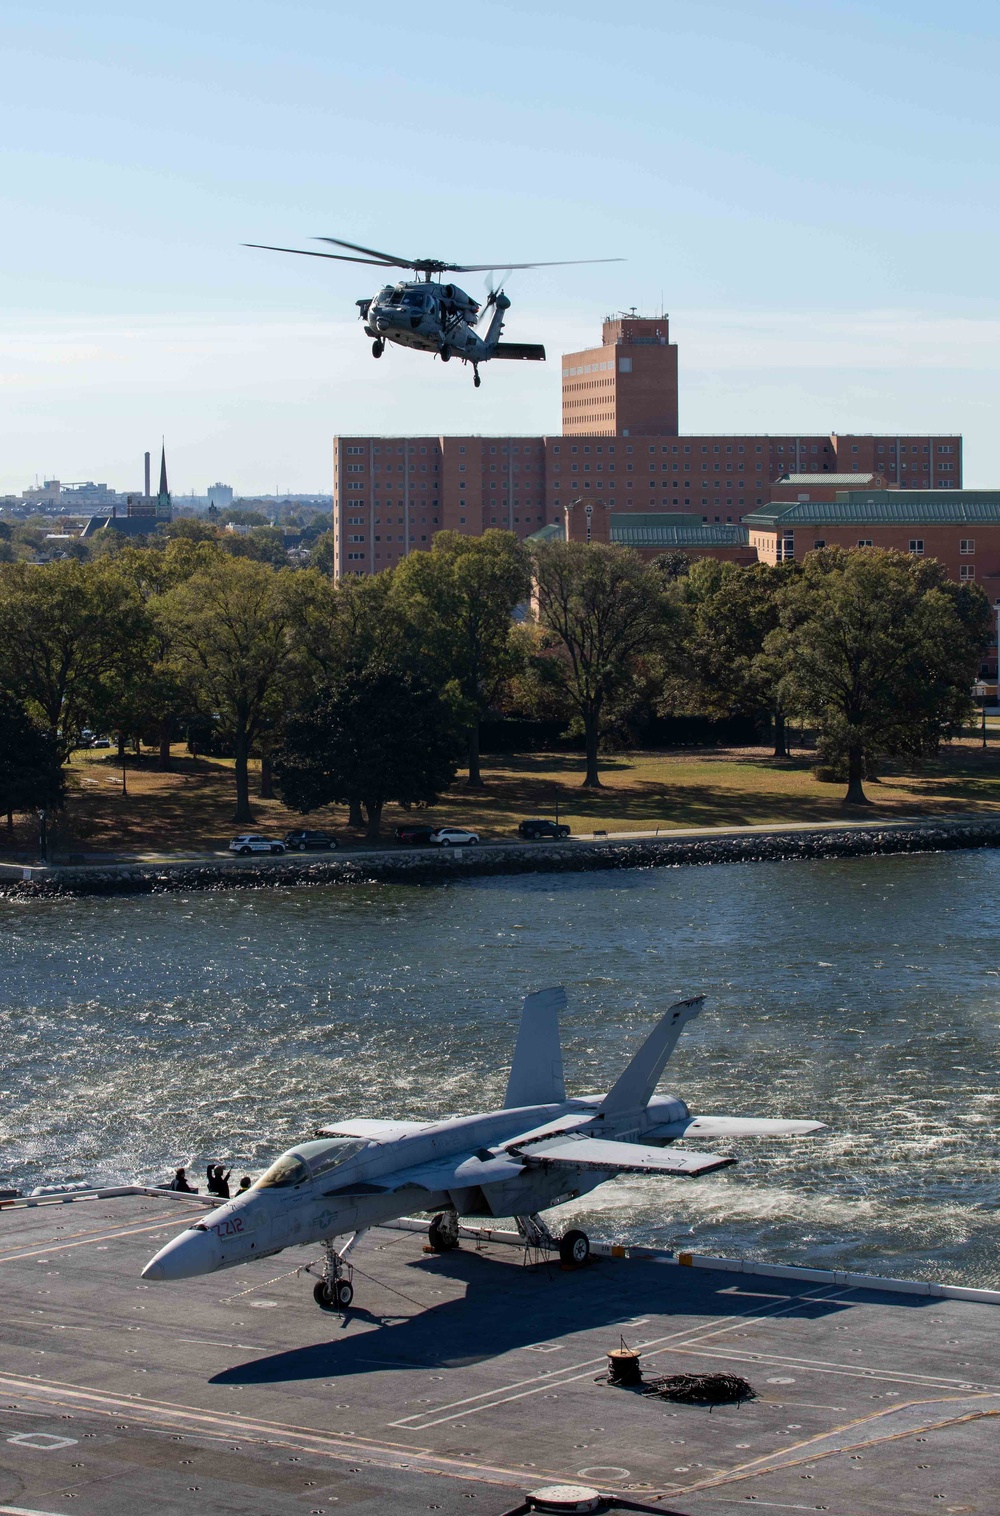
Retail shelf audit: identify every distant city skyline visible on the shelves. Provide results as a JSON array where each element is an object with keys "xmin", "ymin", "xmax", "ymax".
[{"xmin": 3, "ymin": 1, "xmax": 1000, "ymax": 491}]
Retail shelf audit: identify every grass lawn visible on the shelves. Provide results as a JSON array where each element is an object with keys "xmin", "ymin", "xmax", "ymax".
[{"xmin": 4, "ymin": 733, "xmax": 1000, "ymax": 859}]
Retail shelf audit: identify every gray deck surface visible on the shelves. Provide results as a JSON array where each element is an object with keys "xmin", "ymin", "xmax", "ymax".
[{"xmin": 1, "ymin": 1197, "xmax": 997, "ymax": 1516}]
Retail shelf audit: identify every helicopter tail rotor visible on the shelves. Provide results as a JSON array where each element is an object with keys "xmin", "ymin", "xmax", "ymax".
[{"xmin": 484, "ymin": 267, "xmax": 514, "ymax": 308}]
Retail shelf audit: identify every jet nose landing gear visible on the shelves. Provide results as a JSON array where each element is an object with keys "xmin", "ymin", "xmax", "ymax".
[
  {"xmin": 312, "ymin": 1230, "xmax": 366, "ymax": 1312},
  {"xmin": 314, "ymin": 1276, "xmax": 353, "ymax": 1310}
]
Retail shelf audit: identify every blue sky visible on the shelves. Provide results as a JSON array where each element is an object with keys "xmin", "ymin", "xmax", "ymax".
[{"xmin": 3, "ymin": 0, "xmax": 999, "ymax": 494}]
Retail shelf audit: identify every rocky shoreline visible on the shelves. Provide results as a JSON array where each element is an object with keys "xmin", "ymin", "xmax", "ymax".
[{"xmin": 3, "ymin": 816, "xmax": 1000, "ymax": 899}]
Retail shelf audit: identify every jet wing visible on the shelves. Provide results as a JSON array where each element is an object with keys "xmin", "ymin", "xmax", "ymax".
[
  {"xmin": 514, "ymin": 1134, "xmax": 734, "ymax": 1178},
  {"xmin": 325, "ymin": 1150, "xmax": 527, "ymax": 1196},
  {"xmin": 648, "ymin": 1116, "xmax": 825, "ymax": 1140},
  {"xmin": 315, "ymin": 1119, "xmax": 430, "ymax": 1141}
]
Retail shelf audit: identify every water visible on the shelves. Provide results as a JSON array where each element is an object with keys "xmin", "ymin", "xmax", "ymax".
[{"xmin": 2, "ymin": 853, "xmax": 999, "ymax": 1287}]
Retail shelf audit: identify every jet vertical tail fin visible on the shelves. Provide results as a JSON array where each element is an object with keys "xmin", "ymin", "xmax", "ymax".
[
  {"xmin": 599, "ymin": 996, "xmax": 705, "ymax": 1116},
  {"xmin": 503, "ymin": 986, "xmax": 567, "ymax": 1109}
]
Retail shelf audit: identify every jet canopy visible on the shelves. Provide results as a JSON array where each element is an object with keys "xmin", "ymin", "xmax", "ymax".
[{"xmin": 255, "ymin": 1138, "xmax": 367, "ymax": 1189}]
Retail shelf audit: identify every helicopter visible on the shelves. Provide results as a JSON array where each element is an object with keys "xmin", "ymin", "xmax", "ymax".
[{"xmin": 245, "ymin": 235, "xmax": 622, "ymax": 387}]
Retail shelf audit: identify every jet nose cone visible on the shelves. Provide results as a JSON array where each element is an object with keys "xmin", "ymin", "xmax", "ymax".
[{"xmin": 142, "ymin": 1226, "xmax": 221, "ymax": 1282}]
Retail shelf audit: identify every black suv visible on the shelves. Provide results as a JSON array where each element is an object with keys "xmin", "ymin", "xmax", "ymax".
[
  {"xmin": 284, "ymin": 829, "xmax": 339, "ymax": 851},
  {"xmin": 518, "ymin": 818, "xmax": 571, "ymax": 840},
  {"xmin": 394, "ymin": 823, "xmax": 437, "ymax": 845}
]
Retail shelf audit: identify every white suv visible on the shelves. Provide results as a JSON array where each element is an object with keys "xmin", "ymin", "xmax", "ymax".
[
  {"xmin": 429, "ymin": 827, "xmax": 480, "ymax": 847},
  {"xmin": 229, "ymin": 834, "xmax": 286, "ymax": 856}
]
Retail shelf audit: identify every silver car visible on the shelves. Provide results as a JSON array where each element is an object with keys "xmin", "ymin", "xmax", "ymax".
[{"xmin": 229, "ymin": 834, "xmax": 286, "ymax": 856}]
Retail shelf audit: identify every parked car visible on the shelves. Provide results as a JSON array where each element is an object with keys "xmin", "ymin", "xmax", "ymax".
[
  {"xmin": 284, "ymin": 829, "xmax": 339, "ymax": 851},
  {"xmin": 429, "ymin": 827, "xmax": 480, "ymax": 847},
  {"xmin": 518, "ymin": 818, "xmax": 571, "ymax": 840},
  {"xmin": 394, "ymin": 823, "xmax": 437, "ymax": 845},
  {"xmin": 90, "ymin": 737, "xmax": 111, "ymax": 749},
  {"xmin": 229, "ymin": 834, "xmax": 286, "ymax": 855}
]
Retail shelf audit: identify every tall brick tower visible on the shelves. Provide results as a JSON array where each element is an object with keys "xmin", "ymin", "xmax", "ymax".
[{"xmin": 561, "ymin": 313, "xmax": 678, "ymax": 437}]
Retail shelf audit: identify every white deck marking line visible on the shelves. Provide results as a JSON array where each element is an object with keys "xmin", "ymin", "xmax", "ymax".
[
  {"xmin": 1, "ymin": 1506, "xmax": 75, "ymax": 1516},
  {"xmin": 391, "ymin": 1284, "xmax": 848, "ymax": 1429},
  {"xmin": 0, "ymin": 1375, "xmax": 530, "ymax": 1493},
  {"xmin": 0, "ymin": 1215, "xmax": 187, "ymax": 1264},
  {"xmin": 673, "ymin": 1396, "xmax": 1000, "ymax": 1497},
  {"xmin": 391, "ymin": 1286, "xmax": 846, "ymax": 1427},
  {"xmin": 0, "ymin": 1209, "xmax": 178, "ymax": 1248},
  {"xmin": 660, "ymin": 1341, "xmax": 1000, "ymax": 1395}
]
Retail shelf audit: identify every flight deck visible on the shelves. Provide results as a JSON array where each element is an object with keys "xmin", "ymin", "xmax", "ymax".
[{"xmin": 1, "ymin": 1195, "xmax": 997, "ymax": 1516}]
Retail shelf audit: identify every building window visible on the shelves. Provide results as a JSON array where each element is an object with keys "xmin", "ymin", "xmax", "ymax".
[
  {"xmin": 813, "ymin": 539, "xmax": 826, "ymax": 549},
  {"xmin": 961, "ymin": 539, "xmax": 975, "ymax": 554},
  {"xmin": 857, "ymin": 539, "xmax": 873, "ymax": 547},
  {"xmin": 619, "ymin": 357, "xmax": 632, "ymax": 373},
  {"xmin": 909, "ymin": 539, "xmax": 924, "ymax": 555},
  {"xmin": 961, "ymin": 565, "xmax": 976, "ymax": 579}
]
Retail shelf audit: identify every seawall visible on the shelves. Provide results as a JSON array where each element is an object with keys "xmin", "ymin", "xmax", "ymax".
[{"xmin": 3, "ymin": 815, "xmax": 1000, "ymax": 899}]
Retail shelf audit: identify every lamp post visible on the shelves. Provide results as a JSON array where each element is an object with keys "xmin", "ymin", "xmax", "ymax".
[{"xmin": 974, "ymin": 681, "xmax": 988, "ymax": 748}]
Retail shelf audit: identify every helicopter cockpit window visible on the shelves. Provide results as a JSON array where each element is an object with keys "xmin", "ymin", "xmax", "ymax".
[{"xmin": 255, "ymin": 1153, "xmax": 310, "ymax": 1189}]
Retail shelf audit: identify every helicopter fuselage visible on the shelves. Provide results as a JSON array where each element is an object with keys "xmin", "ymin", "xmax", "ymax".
[{"xmin": 360, "ymin": 279, "xmax": 496, "ymax": 363}]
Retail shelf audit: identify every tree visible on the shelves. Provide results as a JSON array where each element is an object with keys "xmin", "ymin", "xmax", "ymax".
[
  {"xmin": 392, "ymin": 531, "xmax": 531, "ymax": 786},
  {"xmin": 677, "ymin": 558, "xmax": 796, "ymax": 755},
  {"xmin": 309, "ymin": 531, "xmax": 338, "ymax": 577},
  {"xmin": 766, "ymin": 547, "xmax": 991, "ymax": 804},
  {"xmin": 0, "ymin": 693, "xmax": 64, "ymax": 833},
  {"xmin": 156, "ymin": 557, "xmax": 297, "ymax": 822},
  {"xmin": 532, "ymin": 541, "xmax": 676, "ymax": 787},
  {"xmin": 275, "ymin": 669, "xmax": 462, "ymax": 839},
  {"xmin": 0, "ymin": 559, "xmax": 153, "ymax": 756}
]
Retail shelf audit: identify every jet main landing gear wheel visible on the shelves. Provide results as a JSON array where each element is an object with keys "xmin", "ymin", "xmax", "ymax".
[
  {"xmin": 559, "ymin": 1228, "xmax": 590, "ymax": 1266},
  {"xmin": 428, "ymin": 1210, "xmax": 460, "ymax": 1252},
  {"xmin": 372, "ymin": 338, "xmax": 384, "ymax": 358}
]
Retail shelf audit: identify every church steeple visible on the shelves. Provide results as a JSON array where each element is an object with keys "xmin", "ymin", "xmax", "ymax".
[{"xmin": 156, "ymin": 441, "xmax": 172, "ymax": 518}]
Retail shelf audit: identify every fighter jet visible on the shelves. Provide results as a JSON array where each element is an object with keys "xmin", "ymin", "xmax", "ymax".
[{"xmin": 142, "ymin": 989, "xmax": 824, "ymax": 1310}]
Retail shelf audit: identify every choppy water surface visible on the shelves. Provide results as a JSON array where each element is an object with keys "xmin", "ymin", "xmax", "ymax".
[{"xmin": 2, "ymin": 854, "xmax": 999, "ymax": 1287}]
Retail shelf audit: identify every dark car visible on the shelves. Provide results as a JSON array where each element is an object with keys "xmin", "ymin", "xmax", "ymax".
[
  {"xmin": 518, "ymin": 818, "xmax": 571, "ymax": 840},
  {"xmin": 394, "ymin": 823, "xmax": 437, "ymax": 845},
  {"xmin": 283, "ymin": 829, "xmax": 339, "ymax": 852}
]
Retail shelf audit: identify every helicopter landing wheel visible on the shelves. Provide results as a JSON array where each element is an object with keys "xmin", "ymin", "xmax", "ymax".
[
  {"xmin": 473, "ymin": 369, "xmax": 482, "ymax": 388},
  {"xmin": 440, "ymin": 344, "xmax": 452, "ymax": 363},
  {"xmin": 372, "ymin": 339, "xmax": 384, "ymax": 358}
]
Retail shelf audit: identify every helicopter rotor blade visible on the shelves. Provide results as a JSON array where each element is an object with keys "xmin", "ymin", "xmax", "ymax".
[
  {"xmin": 244, "ymin": 244, "xmax": 406, "ymax": 268},
  {"xmin": 315, "ymin": 236, "xmax": 415, "ymax": 266},
  {"xmin": 448, "ymin": 257, "xmax": 625, "ymax": 273}
]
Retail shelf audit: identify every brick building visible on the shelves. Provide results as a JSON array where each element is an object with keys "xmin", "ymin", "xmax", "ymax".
[
  {"xmin": 745, "ymin": 492, "xmax": 1000, "ymax": 586},
  {"xmin": 561, "ymin": 501, "xmax": 754, "ymax": 564},
  {"xmin": 331, "ymin": 313, "xmax": 963, "ymax": 577},
  {"xmin": 562, "ymin": 314, "xmax": 678, "ymax": 436}
]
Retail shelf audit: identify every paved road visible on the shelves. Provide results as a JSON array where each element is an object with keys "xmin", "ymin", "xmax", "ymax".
[{"xmin": 2, "ymin": 810, "xmax": 981, "ymax": 878}]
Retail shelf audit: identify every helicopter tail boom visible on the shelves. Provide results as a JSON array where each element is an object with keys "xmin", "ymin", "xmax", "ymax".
[{"xmin": 490, "ymin": 342, "xmax": 546, "ymax": 361}]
